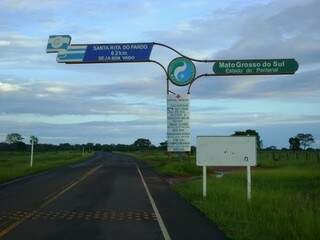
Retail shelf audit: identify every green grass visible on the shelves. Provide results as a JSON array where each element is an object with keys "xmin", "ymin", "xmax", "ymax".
[
  {"xmin": 0, "ymin": 151, "xmax": 93, "ymax": 183},
  {"xmin": 175, "ymin": 166, "xmax": 320, "ymax": 240},
  {"xmin": 125, "ymin": 149, "xmax": 320, "ymax": 240},
  {"xmin": 123, "ymin": 150, "xmax": 201, "ymax": 176},
  {"xmin": 123, "ymin": 150, "xmax": 320, "ymax": 175}
]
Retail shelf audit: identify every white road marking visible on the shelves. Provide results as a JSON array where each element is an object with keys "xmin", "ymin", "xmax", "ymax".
[{"xmin": 136, "ymin": 165, "xmax": 171, "ymax": 240}]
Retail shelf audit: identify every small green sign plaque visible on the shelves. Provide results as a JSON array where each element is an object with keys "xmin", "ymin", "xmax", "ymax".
[
  {"xmin": 212, "ymin": 59, "xmax": 298, "ymax": 75},
  {"xmin": 168, "ymin": 57, "xmax": 196, "ymax": 86}
]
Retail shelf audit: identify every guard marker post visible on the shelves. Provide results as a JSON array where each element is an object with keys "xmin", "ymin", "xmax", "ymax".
[{"xmin": 30, "ymin": 139, "xmax": 34, "ymax": 168}]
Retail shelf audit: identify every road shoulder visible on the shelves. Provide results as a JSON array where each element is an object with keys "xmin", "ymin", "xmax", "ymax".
[{"xmin": 135, "ymin": 158, "xmax": 226, "ymax": 240}]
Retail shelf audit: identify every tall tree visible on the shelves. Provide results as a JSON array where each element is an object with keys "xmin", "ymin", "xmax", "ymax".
[
  {"xmin": 159, "ymin": 141, "xmax": 167, "ymax": 149},
  {"xmin": 6, "ymin": 133, "xmax": 24, "ymax": 144},
  {"xmin": 295, "ymin": 133, "xmax": 314, "ymax": 150},
  {"xmin": 289, "ymin": 137, "xmax": 300, "ymax": 150},
  {"xmin": 30, "ymin": 136, "xmax": 39, "ymax": 145},
  {"xmin": 133, "ymin": 138, "xmax": 152, "ymax": 149},
  {"xmin": 232, "ymin": 129, "xmax": 263, "ymax": 149},
  {"xmin": 86, "ymin": 143, "xmax": 94, "ymax": 152}
]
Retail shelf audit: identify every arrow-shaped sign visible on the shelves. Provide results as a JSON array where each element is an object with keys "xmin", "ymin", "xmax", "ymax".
[
  {"xmin": 46, "ymin": 35, "xmax": 154, "ymax": 63},
  {"xmin": 212, "ymin": 59, "xmax": 299, "ymax": 75}
]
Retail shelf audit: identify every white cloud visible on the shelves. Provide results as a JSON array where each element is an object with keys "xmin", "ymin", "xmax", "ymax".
[
  {"xmin": 0, "ymin": 34, "xmax": 43, "ymax": 48},
  {"xmin": 0, "ymin": 0, "xmax": 66, "ymax": 11},
  {"xmin": 0, "ymin": 82, "xmax": 22, "ymax": 92},
  {"xmin": 0, "ymin": 40, "xmax": 10, "ymax": 46},
  {"xmin": 45, "ymin": 86, "xmax": 66, "ymax": 94},
  {"xmin": 314, "ymin": 139, "xmax": 320, "ymax": 148}
]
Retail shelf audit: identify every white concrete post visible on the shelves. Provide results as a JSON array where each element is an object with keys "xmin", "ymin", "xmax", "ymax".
[
  {"xmin": 247, "ymin": 164, "xmax": 251, "ymax": 201},
  {"xmin": 203, "ymin": 166, "xmax": 207, "ymax": 198}
]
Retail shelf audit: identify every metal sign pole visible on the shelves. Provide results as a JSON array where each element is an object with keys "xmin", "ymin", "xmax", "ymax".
[
  {"xmin": 30, "ymin": 139, "xmax": 34, "ymax": 168},
  {"xmin": 203, "ymin": 166, "xmax": 207, "ymax": 198}
]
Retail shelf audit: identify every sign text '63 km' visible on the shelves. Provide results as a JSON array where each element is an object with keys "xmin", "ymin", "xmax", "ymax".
[{"xmin": 212, "ymin": 59, "xmax": 298, "ymax": 75}]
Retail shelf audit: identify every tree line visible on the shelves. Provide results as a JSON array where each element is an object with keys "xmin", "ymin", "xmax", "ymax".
[
  {"xmin": 1, "ymin": 134, "xmax": 161, "ymax": 152},
  {"xmin": 0, "ymin": 130, "xmax": 317, "ymax": 152},
  {"xmin": 232, "ymin": 130, "xmax": 316, "ymax": 150}
]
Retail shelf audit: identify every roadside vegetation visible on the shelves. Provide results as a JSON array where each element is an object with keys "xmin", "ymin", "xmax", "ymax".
[
  {"xmin": 127, "ymin": 150, "xmax": 320, "ymax": 240},
  {"xmin": 0, "ymin": 151, "xmax": 93, "ymax": 183},
  {"xmin": 124, "ymin": 150, "xmax": 200, "ymax": 176},
  {"xmin": 0, "ymin": 134, "xmax": 161, "ymax": 184}
]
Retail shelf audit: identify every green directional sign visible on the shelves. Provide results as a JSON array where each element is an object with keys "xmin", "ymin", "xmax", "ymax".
[{"xmin": 212, "ymin": 59, "xmax": 298, "ymax": 75}]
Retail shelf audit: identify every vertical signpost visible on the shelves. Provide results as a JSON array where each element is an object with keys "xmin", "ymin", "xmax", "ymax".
[{"xmin": 166, "ymin": 57, "xmax": 195, "ymax": 153}]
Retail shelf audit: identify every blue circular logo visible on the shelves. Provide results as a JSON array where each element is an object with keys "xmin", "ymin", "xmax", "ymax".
[{"xmin": 168, "ymin": 57, "xmax": 196, "ymax": 86}]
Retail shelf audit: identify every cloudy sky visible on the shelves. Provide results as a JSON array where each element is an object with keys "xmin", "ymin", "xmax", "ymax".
[{"xmin": 0, "ymin": 0, "xmax": 319, "ymax": 148}]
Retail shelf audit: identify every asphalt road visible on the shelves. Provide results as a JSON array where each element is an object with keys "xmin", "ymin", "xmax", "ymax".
[{"xmin": 0, "ymin": 152, "xmax": 225, "ymax": 240}]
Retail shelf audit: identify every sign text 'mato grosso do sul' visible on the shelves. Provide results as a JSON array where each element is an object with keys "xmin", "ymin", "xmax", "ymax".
[
  {"xmin": 167, "ymin": 94, "xmax": 190, "ymax": 152},
  {"xmin": 212, "ymin": 59, "xmax": 299, "ymax": 75}
]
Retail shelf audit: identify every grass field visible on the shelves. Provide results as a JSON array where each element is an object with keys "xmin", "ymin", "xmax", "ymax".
[
  {"xmin": 127, "ymin": 150, "xmax": 320, "ymax": 240},
  {"xmin": 0, "ymin": 151, "xmax": 93, "ymax": 183}
]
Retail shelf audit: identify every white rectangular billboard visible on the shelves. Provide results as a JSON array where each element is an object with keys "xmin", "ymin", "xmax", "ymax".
[
  {"xmin": 196, "ymin": 136, "xmax": 257, "ymax": 166},
  {"xmin": 167, "ymin": 94, "xmax": 190, "ymax": 152}
]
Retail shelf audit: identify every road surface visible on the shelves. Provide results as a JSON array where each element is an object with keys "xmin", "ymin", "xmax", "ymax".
[{"xmin": 0, "ymin": 152, "xmax": 225, "ymax": 240}]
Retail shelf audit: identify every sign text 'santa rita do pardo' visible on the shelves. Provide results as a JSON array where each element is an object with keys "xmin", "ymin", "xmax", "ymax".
[
  {"xmin": 168, "ymin": 57, "xmax": 196, "ymax": 86},
  {"xmin": 46, "ymin": 35, "xmax": 154, "ymax": 63}
]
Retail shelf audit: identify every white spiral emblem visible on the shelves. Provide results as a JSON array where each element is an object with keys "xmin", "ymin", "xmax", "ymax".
[
  {"xmin": 168, "ymin": 57, "xmax": 196, "ymax": 86},
  {"xmin": 174, "ymin": 62, "xmax": 187, "ymax": 81}
]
